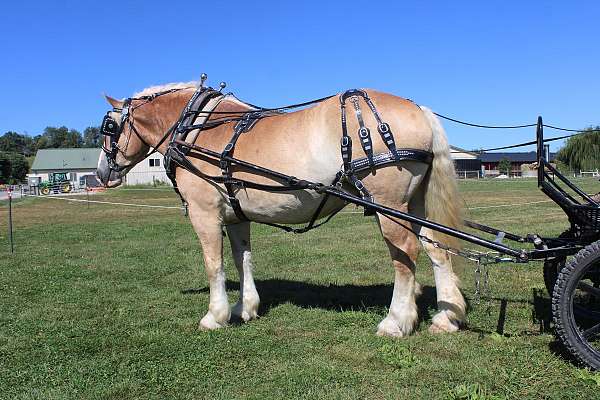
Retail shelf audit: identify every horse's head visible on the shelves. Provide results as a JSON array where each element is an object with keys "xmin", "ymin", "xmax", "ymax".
[
  {"xmin": 96, "ymin": 84, "xmax": 195, "ymax": 187},
  {"xmin": 96, "ymin": 96, "xmax": 151, "ymax": 187}
]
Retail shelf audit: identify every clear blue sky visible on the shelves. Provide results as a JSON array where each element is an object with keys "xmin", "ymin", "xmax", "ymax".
[{"xmin": 1, "ymin": 1, "xmax": 598, "ymax": 151}]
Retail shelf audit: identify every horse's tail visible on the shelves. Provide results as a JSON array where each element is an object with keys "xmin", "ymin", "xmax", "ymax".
[{"xmin": 419, "ymin": 106, "xmax": 463, "ymax": 248}]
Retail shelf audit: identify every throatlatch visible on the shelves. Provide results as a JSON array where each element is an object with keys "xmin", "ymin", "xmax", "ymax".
[{"xmin": 162, "ymin": 79, "xmax": 433, "ymax": 232}]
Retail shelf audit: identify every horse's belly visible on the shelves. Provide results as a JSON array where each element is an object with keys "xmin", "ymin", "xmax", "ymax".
[{"xmin": 227, "ymin": 189, "xmax": 346, "ymax": 225}]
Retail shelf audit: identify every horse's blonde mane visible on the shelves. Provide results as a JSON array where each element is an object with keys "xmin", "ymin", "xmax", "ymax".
[{"xmin": 134, "ymin": 81, "xmax": 198, "ymax": 97}]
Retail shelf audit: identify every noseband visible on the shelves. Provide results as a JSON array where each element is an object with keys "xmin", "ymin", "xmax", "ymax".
[{"xmin": 100, "ymin": 88, "xmax": 188, "ymax": 173}]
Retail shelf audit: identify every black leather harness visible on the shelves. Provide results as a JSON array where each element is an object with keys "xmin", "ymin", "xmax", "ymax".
[{"xmin": 106, "ymin": 85, "xmax": 434, "ymax": 233}]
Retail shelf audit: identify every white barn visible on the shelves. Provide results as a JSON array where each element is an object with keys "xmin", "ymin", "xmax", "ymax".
[
  {"xmin": 29, "ymin": 148, "xmax": 172, "ymax": 188},
  {"xmin": 124, "ymin": 153, "xmax": 172, "ymax": 186},
  {"xmin": 28, "ymin": 148, "xmax": 102, "ymax": 189}
]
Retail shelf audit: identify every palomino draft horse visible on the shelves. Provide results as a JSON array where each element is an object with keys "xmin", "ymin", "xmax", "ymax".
[{"xmin": 96, "ymin": 81, "xmax": 465, "ymax": 337}]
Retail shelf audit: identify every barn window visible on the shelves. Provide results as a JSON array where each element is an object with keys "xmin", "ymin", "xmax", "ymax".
[{"xmin": 149, "ymin": 159, "xmax": 161, "ymax": 167}]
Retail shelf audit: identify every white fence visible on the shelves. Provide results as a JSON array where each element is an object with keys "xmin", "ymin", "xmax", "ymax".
[{"xmin": 456, "ymin": 170, "xmax": 482, "ymax": 179}]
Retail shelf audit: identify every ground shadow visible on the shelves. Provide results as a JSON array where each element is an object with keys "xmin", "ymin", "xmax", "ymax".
[
  {"xmin": 182, "ymin": 279, "xmax": 438, "ymax": 321},
  {"xmin": 182, "ymin": 280, "xmax": 585, "ymax": 366},
  {"xmin": 531, "ymin": 288, "xmax": 553, "ymax": 334}
]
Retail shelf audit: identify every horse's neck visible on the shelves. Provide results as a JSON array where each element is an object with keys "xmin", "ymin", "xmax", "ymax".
[{"xmin": 144, "ymin": 92, "xmax": 259, "ymax": 154}]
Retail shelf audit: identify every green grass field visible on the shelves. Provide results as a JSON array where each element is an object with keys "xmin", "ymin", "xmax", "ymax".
[{"xmin": 2, "ymin": 178, "xmax": 600, "ymax": 399}]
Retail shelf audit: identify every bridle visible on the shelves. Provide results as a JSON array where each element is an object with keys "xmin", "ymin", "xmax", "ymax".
[{"xmin": 100, "ymin": 88, "xmax": 190, "ymax": 173}]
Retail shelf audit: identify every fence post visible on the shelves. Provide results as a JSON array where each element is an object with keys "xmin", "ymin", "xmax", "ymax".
[{"xmin": 8, "ymin": 187, "xmax": 14, "ymax": 253}]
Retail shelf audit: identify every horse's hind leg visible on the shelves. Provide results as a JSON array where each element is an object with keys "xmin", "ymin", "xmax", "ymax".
[
  {"xmin": 376, "ymin": 207, "xmax": 421, "ymax": 337},
  {"xmin": 409, "ymin": 192, "xmax": 466, "ymax": 333},
  {"xmin": 226, "ymin": 222, "xmax": 260, "ymax": 322},
  {"xmin": 420, "ymin": 229, "xmax": 466, "ymax": 333},
  {"xmin": 188, "ymin": 207, "xmax": 230, "ymax": 330}
]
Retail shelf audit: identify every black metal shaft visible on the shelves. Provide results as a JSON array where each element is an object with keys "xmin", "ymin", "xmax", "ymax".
[{"xmin": 321, "ymin": 187, "xmax": 528, "ymax": 260}]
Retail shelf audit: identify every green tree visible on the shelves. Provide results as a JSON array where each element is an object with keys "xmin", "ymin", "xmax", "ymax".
[
  {"xmin": 0, "ymin": 131, "xmax": 36, "ymax": 156},
  {"xmin": 34, "ymin": 134, "xmax": 49, "ymax": 149},
  {"xmin": 41, "ymin": 126, "xmax": 83, "ymax": 148},
  {"xmin": 83, "ymin": 126, "xmax": 101, "ymax": 147},
  {"xmin": 556, "ymin": 126, "xmax": 600, "ymax": 171},
  {"xmin": 9, "ymin": 153, "xmax": 29, "ymax": 182},
  {"xmin": 0, "ymin": 153, "xmax": 10, "ymax": 182},
  {"xmin": 0, "ymin": 152, "xmax": 29, "ymax": 183},
  {"xmin": 498, "ymin": 158, "xmax": 512, "ymax": 175}
]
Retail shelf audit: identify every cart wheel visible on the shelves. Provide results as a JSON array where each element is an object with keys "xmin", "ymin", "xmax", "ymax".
[{"xmin": 553, "ymin": 240, "xmax": 600, "ymax": 369}]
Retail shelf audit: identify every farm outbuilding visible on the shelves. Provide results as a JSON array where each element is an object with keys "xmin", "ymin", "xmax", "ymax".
[
  {"xmin": 28, "ymin": 148, "xmax": 172, "ymax": 188},
  {"xmin": 28, "ymin": 148, "xmax": 102, "ymax": 189},
  {"xmin": 480, "ymin": 151, "xmax": 556, "ymax": 176},
  {"xmin": 124, "ymin": 153, "xmax": 171, "ymax": 186},
  {"xmin": 450, "ymin": 146, "xmax": 481, "ymax": 178}
]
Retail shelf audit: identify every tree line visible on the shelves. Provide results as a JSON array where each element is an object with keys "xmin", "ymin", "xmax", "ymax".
[
  {"xmin": 556, "ymin": 126, "xmax": 600, "ymax": 172},
  {"xmin": 0, "ymin": 126, "xmax": 100, "ymax": 184}
]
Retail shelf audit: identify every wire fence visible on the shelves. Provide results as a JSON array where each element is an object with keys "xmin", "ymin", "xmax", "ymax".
[{"xmin": 20, "ymin": 193, "xmax": 184, "ymax": 210}]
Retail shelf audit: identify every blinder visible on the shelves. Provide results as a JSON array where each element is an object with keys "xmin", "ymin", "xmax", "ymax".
[
  {"xmin": 100, "ymin": 99, "xmax": 132, "ymax": 173},
  {"xmin": 100, "ymin": 113, "xmax": 120, "ymax": 137}
]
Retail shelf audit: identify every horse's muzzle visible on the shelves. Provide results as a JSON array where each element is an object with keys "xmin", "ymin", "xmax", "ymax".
[{"xmin": 97, "ymin": 153, "xmax": 123, "ymax": 188}]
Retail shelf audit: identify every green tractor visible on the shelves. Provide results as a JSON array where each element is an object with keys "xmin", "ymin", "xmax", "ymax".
[{"xmin": 39, "ymin": 172, "xmax": 72, "ymax": 195}]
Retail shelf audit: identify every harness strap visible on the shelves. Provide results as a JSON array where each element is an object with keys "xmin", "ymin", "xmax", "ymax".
[
  {"xmin": 340, "ymin": 103, "xmax": 353, "ymax": 173},
  {"xmin": 362, "ymin": 97, "xmax": 399, "ymax": 160},
  {"xmin": 165, "ymin": 87, "xmax": 224, "ymax": 211},
  {"xmin": 220, "ymin": 112, "xmax": 261, "ymax": 221},
  {"xmin": 350, "ymin": 97, "xmax": 375, "ymax": 168},
  {"xmin": 350, "ymin": 149, "xmax": 433, "ymax": 173}
]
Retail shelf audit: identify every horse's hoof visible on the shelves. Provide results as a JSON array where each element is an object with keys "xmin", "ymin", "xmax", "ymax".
[
  {"xmin": 428, "ymin": 312, "xmax": 460, "ymax": 334},
  {"xmin": 231, "ymin": 302, "xmax": 258, "ymax": 322},
  {"xmin": 199, "ymin": 313, "xmax": 227, "ymax": 331},
  {"xmin": 414, "ymin": 281, "xmax": 423, "ymax": 296},
  {"xmin": 376, "ymin": 317, "xmax": 407, "ymax": 338}
]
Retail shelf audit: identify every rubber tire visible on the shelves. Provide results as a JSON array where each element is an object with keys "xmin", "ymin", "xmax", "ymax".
[
  {"xmin": 61, "ymin": 183, "xmax": 72, "ymax": 193},
  {"xmin": 552, "ymin": 240, "xmax": 600, "ymax": 370},
  {"xmin": 40, "ymin": 187, "xmax": 50, "ymax": 195}
]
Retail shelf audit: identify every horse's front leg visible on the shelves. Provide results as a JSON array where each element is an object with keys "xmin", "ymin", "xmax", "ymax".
[
  {"xmin": 188, "ymin": 206, "xmax": 230, "ymax": 330},
  {"xmin": 226, "ymin": 222, "xmax": 260, "ymax": 322}
]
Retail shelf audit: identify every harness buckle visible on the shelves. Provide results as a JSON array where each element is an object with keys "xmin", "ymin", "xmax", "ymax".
[
  {"xmin": 378, "ymin": 123, "xmax": 390, "ymax": 134},
  {"xmin": 220, "ymin": 159, "xmax": 228, "ymax": 171},
  {"xmin": 223, "ymin": 143, "xmax": 234, "ymax": 153},
  {"xmin": 354, "ymin": 179, "xmax": 365, "ymax": 191},
  {"xmin": 359, "ymin": 127, "xmax": 370, "ymax": 138},
  {"xmin": 341, "ymin": 136, "xmax": 350, "ymax": 147}
]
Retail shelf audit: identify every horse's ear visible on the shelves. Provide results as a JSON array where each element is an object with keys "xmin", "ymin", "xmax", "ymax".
[{"xmin": 104, "ymin": 94, "xmax": 123, "ymax": 108}]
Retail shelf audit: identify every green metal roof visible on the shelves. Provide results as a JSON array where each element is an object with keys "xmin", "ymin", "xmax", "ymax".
[{"xmin": 31, "ymin": 148, "xmax": 101, "ymax": 171}]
